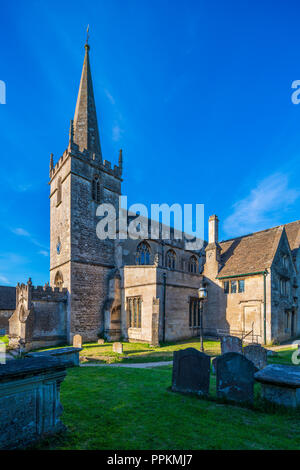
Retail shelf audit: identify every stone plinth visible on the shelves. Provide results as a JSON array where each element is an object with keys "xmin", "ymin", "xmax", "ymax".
[
  {"xmin": 0, "ymin": 357, "xmax": 67, "ymax": 449},
  {"xmin": 26, "ymin": 347, "xmax": 82, "ymax": 367},
  {"xmin": 255, "ymin": 364, "xmax": 300, "ymax": 408}
]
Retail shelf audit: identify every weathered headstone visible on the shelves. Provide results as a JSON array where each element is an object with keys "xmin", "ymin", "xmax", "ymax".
[
  {"xmin": 73, "ymin": 334, "xmax": 82, "ymax": 348},
  {"xmin": 243, "ymin": 343, "xmax": 267, "ymax": 370},
  {"xmin": 221, "ymin": 335, "xmax": 242, "ymax": 354},
  {"xmin": 216, "ymin": 352, "xmax": 255, "ymax": 404},
  {"xmin": 113, "ymin": 342, "xmax": 123, "ymax": 354},
  {"xmin": 255, "ymin": 364, "xmax": 300, "ymax": 408},
  {"xmin": 172, "ymin": 348, "xmax": 210, "ymax": 396},
  {"xmin": 97, "ymin": 339, "xmax": 105, "ymax": 345}
]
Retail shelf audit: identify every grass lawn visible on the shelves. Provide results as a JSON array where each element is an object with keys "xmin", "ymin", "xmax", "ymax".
[
  {"xmin": 79, "ymin": 339, "xmax": 221, "ymax": 364},
  {"xmin": 36, "ymin": 338, "xmax": 300, "ymax": 367},
  {"xmin": 267, "ymin": 347, "xmax": 300, "ymax": 366},
  {"xmin": 36, "ymin": 365, "xmax": 300, "ymax": 450},
  {"xmin": 0, "ymin": 336, "xmax": 8, "ymax": 345}
]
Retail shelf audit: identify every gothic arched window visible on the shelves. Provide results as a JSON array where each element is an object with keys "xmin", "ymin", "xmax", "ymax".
[
  {"xmin": 54, "ymin": 271, "xmax": 64, "ymax": 288},
  {"xmin": 57, "ymin": 177, "xmax": 62, "ymax": 206},
  {"xmin": 136, "ymin": 241, "xmax": 151, "ymax": 265},
  {"xmin": 92, "ymin": 175, "xmax": 100, "ymax": 203},
  {"xmin": 188, "ymin": 255, "xmax": 198, "ymax": 274},
  {"xmin": 166, "ymin": 250, "xmax": 176, "ymax": 270}
]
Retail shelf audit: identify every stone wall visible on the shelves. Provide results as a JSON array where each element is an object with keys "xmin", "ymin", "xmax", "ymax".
[
  {"xmin": 122, "ymin": 265, "xmax": 157, "ymax": 343},
  {"xmin": 69, "ymin": 262, "xmax": 112, "ymax": 342},
  {"xmin": 121, "ymin": 265, "xmax": 202, "ymax": 343},
  {"xmin": 158, "ymin": 268, "xmax": 203, "ymax": 342}
]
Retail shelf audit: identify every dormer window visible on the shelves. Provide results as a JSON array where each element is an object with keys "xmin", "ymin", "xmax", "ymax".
[{"xmin": 92, "ymin": 175, "xmax": 100, "ymax": 203}]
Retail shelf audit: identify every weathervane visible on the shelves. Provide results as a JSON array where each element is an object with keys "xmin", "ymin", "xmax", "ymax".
[{"xmin": 86, "ymin": 24, "xmax": 90, "ymax": 45}]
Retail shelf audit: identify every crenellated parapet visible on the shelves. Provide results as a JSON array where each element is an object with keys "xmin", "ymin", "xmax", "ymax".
[
  {"xmin": 16, "ymin": 278, "xmax": 67, "ymax": 304},
  {"xmin": 49, "ymin": 144, "xmax": 122, "ymax": 181}
]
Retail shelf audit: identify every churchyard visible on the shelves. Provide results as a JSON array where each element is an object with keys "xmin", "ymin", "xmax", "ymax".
[
  {"xmin": 79, "ymin": 338, "xmax": 221, "ymax": 364},
  {"xmin": 1, "ymin": 336, "xmax": 300, "ymax": 450},
  {"xmin": 34, "ymin": 363, "xmax": 300, "ymax": 450}
]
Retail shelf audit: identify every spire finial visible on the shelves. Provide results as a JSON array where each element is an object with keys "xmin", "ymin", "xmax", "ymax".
[{"xmin": 85, "ymin": 25, "xmax": 90, "ymax": 50}]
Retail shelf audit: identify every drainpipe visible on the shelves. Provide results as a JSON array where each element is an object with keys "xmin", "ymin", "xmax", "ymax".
[
  {"xmin": 162, "ymin": 272, "xmax": 167, "ymax": 343},
  {"xmin": 263, "ymin": 270, "xmax": 268, "ymax": 345}
]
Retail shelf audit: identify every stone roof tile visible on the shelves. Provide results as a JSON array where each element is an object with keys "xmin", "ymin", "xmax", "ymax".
[{"xmin": 217, "ymin": 220, "xmax": 300, "ymax": 278}]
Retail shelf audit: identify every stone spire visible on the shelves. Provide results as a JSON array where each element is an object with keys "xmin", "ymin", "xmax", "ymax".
[{"xmin": 73, "ymin": 39, "xmax": 102, "ymax": 157}]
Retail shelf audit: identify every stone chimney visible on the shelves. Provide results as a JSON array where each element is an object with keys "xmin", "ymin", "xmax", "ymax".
[
  {"xmin": 204, "ymin": 215, "xmax": 221, "ymax": 277},
  {"xmin": 208, "ymin": 215, "xmax": 219, "ymax": 245}
]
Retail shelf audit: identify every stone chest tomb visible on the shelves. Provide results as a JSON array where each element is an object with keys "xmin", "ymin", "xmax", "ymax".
[
  {"xmin": 255, "ymin": 364, "xmax": 300, "ymax": 408},
  {"xmin": 0, "ymin": 357, "xmax": 67, "ymax": 449}
]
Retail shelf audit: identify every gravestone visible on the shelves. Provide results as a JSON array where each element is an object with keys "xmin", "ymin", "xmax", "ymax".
[
  {"xmin": 73, "ymin": 334, "xmax": 82, "ymax": 348},
  {"xmin": 243, "ymin": 343, "xmax": 267, "ymax": 370},
  {"xmin": 113, "ymin": 342, "xmax": 123, "ymax": 354},
  {"xmin": 221, "ymin": 335, "xmax": 242, "ymax": 354},
  {"xmin": 172, "ymin": 348, "xmax": 210, "ymax": 396},
  {"xmin": 98, "ymin": 339, "xmax": 105, "ymax": 345},
  {"xmin": 216, "ymin": 352, "xmax": 255, "ymax": 404}
]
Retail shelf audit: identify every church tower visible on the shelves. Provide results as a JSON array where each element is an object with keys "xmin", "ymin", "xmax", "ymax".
[{"xmin": 49, "ymin": 39, "xmax": 123, "ymax": 342}]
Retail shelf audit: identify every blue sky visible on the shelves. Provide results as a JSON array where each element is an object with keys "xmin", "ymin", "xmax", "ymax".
[{"xmin": 1, "ymin": 0, "xmax": 300, "ymax": 286}]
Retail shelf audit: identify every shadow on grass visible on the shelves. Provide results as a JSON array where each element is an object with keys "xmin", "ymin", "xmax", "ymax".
[{"xmin": 166, "ymin": 385, "xmax": 300, "ymax": 417}]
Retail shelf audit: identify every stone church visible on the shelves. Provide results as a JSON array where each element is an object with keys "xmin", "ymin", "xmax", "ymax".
[{"xmin": 4, "ymin": 41, "xmax": 300, "ymax": 350}]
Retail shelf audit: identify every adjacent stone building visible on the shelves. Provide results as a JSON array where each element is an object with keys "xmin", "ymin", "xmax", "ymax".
[
  {"xmin": 203, "ymin": 216, "xmax": 299, "ymax": 344},
  {"xmin": 3, "ymin": 40, "xmax": 300, "ymax": 349}
]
